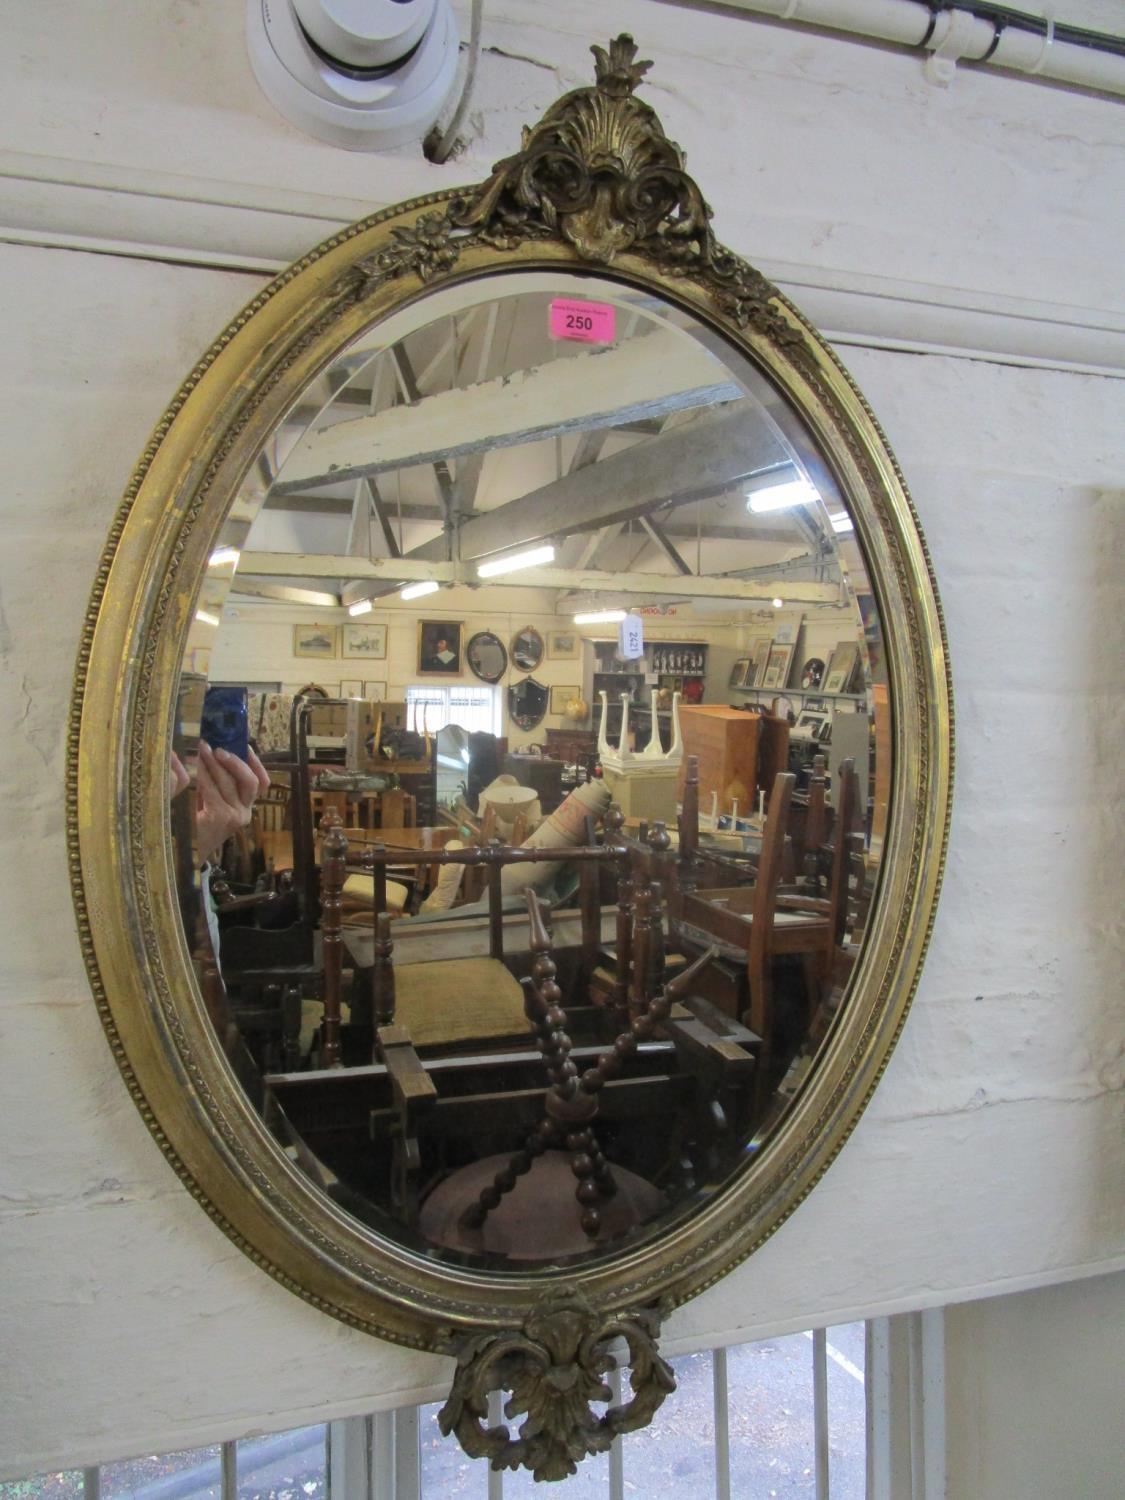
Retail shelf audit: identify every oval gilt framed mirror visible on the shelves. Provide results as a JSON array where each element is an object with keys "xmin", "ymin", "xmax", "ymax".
[
  {"xmin": 510, "ymin": 625, "xmax": 545, "ymax": 674},
  {"xmin": 466, "ymin": 629, "xmax": 508, "ymax": 684},
  {"xmin": 71, "ymin": 36, "xmax": 950, "ymax": 1481}
]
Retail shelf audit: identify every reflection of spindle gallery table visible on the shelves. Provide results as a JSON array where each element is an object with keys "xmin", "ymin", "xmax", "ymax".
[{"xmin": 258, "ymin": 825, "xmax": 456, "ymax": 874}]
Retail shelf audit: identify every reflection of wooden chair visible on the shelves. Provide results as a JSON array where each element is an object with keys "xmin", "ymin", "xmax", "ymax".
[
  {"xmin": 678, "ymin": 766, "xmax": 858, "ymax": 1109},
  {"xmin": 255, "ymin": 781, "xmax": 291, "ymax": 834}
]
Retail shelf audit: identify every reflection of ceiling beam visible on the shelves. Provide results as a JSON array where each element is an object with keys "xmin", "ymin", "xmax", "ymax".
[
  {"xmin": 271, "ymin": 332, "xmax": 743, "ymax": 493},
  {"xmin": 392, "ymin": 345, "xmax": 456, "ymax": 537},
  {"xmin": 229, "ymin": 581, "xmax": 340, "ymax": 608},
  {"xmin": 265, "ymin": 492, "xmax": 441, "ymax": 519},
  {"xmin": 409, "ymin": 403, "xmax": 783, "ymax": 566},
  {"xmin": 365, "ymin": 477, "xmax": 401, "ymax": 558},
  {"xmin": 640, "ymin": 515, "xmax": 691, "ymax": 575},
  {"xmin": 236, "ymin": 552, "xmax": 838, "ymax": 604}
]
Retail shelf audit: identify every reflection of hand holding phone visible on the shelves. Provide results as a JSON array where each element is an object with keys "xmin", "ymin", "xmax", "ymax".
[{"xmin": 201, "ymin": 686, "xmax": 249, "ymax": 762}]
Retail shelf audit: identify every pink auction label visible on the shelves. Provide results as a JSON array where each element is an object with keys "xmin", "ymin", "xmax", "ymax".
[{"xmin": 549, "ymin": 298, "xmax": 616, "ymax": 344}]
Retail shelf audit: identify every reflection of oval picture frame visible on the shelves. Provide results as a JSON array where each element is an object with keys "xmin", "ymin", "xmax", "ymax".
[
  {"xmin": 341, "ymin": 622, "xmax": 387, "ymax": 659},
  {"xmin": 801, "ymin": 656, "xmax": 826, "ymax": 689},
  {"xmin": 510, "ymin": 625, "xmax": 544, "ymax": 673},
  {"xmin": 465, "ymin": 630, "xmax": 508, "ymax": 684},
  {"xmin": 418, "ymin": 620, "xmax": 463, "ymax": 675}
]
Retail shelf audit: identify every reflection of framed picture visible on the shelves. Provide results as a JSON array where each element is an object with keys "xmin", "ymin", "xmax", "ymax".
[
  {"xmin": 547, "ymin": 628, "xmax": 580, "ymax": 660},
  {"xmin": 762, "ymin": 643, "xmax": 795, "ymax": 691},
  {"xmin": 293, "ymin": 624, "xmax": 337, "ymax": 659},
  {"xmin": 550, "ymin": 684, "xmax": 580, "ymax": 713},
  {"xmin": 772, "ymin": 614, "xmax": 802, "ymax": 646},
  {"xmin": 340, "ymin": 678, "xmax": 363, "ymax": 697},
  {"xmin": 730, "ymin": 658, "xmax": 751, "ymax": 689},
  {"xmin": 341, "ymin": 622, "xmax": 387, "ymax": 659},
  {"xmin": 824, "ymin": 640, "xmax": 860, "ymax": 695},
  {"xmin": 747, "ymin": 636, "xmax": 772, "ymax": 687},
  {"xmin": 417, "ymin": 620, "xmax": 463, "ymax": 674},
  {"xmin": 363, "ymin": 680, "xmax": 387, "ymax": 701}
]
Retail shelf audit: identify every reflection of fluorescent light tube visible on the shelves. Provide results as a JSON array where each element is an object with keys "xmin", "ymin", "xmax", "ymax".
[
  {"xmin": 208, "ymin": 546, "xmax": 240, "ymax": 568},
  {"xmin": 477, "ymin": 544, "xmax": 555, "ymax": 578},
  {"xmin": 829, "ymin": 511, "xmax": 854, "ymax": 533},
  {"xmin": 195, "ymin": 609, "xmax": 221, "ymax": 627},
  {"xmin": 572, "ymin": 608, "xmax": 626, "ymax": 624},
  {"xmin": 772, "ymin": 597, "xmax": 783, "ymax": 608},
  {"xmin": 400, "ymin": 579, "xmax": 440, "ymax": 601},
  {"xmin": 747, "ymin": 478, "xmax": 820, "ymax": 513},
  {"xmin": 348, "ymin": 599, "xmax": 373, "ymax": 616}
]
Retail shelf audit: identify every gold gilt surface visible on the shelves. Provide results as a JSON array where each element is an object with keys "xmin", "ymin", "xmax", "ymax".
[{"xmin": 69, "ymin": 30, "xmax": 952, "ymax": 1415}]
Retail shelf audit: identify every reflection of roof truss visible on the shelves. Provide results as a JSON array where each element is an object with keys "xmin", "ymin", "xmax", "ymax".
[
  {"xmin": 269, "ymin": 330, "xmax": 742, "ymax": 494},
  {"xmin": 234, "ymin": 552, "xmax": 840, "ymax": 606}
]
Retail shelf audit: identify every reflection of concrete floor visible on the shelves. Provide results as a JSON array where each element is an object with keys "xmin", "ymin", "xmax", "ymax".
[{"xmin": 418, "ymin": 1325, "xmax": 866, "ymax": 1498}]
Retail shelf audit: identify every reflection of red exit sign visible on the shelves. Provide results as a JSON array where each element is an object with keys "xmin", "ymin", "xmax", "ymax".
[{"xmin": 637, "ymin": 606, "xmax": 678, "ymax": 616}]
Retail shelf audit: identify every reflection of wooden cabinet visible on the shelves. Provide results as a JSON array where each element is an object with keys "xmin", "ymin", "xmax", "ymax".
[
  {"xmin": 544, "ymin": 727, "xmax": 596, "ymax": 764},
  {"xmin": 677, "ymin": 705, "xmax": 789, "ymax": 813}
]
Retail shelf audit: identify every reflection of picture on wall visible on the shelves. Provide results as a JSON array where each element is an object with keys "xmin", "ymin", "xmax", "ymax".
[
  {"xmin": 762, "ymin": 643, "xmax": 795, "ymax": 690},
  {"xmin": 340, "ymin": 678, "xmax": 363, "ymax": 697},
  {"xmin": 824, "ymin": 640, "xmax": 860, "ymax": 695},
  {"xmin": 363, "ymin": 680, "xmax": 387, "ymax": 701},
  {"xmin": 747, "ymin": 636, "xmax": 772, "ymax": 687},
  {"xmin": 549, "ymin": 684, "xmax": 580, "ymax": 714},
  {"xmin": 547, "ymin": 629, "xmax": 580, "ymax": 660},
  {"xmin": 341, "ymin": 622, "xmax": 387, "ymax": 659},
  {"xmin": 730, "ymin": 658, "xmax": 751, "ymax": 689},
  {"xmin": 293, "ymin": 624, "xmax": 337, "ymax": 658},
  {"xmin": 417, "ymin": 620, "xmax": 463, "ymax": 674}
]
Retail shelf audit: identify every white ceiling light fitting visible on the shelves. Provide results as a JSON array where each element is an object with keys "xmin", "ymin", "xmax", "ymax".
[
  {"xmin": 747, "ymin": 477, "xmax": 821, "ymax": 514},
  {"xmin": 476, "ymin": 544, "xmax": 556, "ymax": 579},
  {"xmin": 247, "ymin": 0, "xmax": 460, "ymax": 151},
  {"xmin": 400, "ymin": 579, "xmax": 441, "ymax": 601},
  {"xmin": 571, "ymin": 609, "xmax": 627, "ymax": 625},
  {"xmin": 348, "ymin": 598, "xmax": 374, "ymax": 615}
]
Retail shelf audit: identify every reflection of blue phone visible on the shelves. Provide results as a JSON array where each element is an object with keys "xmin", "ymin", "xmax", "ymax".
[{"xmin": 201, "ymin": 686, "xmax": 249, "ymax": 761}]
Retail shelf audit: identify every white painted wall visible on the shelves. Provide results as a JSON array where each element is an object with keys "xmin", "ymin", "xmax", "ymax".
[
  {"xmin": 945, "ymin": 1269, "xmax": 1125, "ymax": 1500},
  {"xmin": 0, "ymin": 0, "xmax": 1122, "ymax": 1479}
]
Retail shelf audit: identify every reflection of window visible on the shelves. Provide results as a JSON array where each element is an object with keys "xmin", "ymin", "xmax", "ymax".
[{"xmin": 405, "ymin": 683, "xmax": 500, "ymax": 736}]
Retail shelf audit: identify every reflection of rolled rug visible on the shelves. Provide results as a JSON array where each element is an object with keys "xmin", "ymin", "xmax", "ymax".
[
  {"xmin": 499, "ymin": 778, "xmax": 611, "ymax": 897},
  {"xmin": 419, "ymin": 839, "xmax": 466, "ymax": 914}
]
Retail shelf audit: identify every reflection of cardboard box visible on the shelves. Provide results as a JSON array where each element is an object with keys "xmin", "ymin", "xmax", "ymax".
[{"xmin": 307, "ymin": 703, "xmax": 347, "ymax": 738}]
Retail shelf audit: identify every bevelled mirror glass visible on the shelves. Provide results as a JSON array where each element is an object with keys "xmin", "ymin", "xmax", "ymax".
[
  {"xmin": 466, "ymin": 629, "xmax": 507, "ymax": 683},
  {"xmin": 72, "ymin": 36, "xmax": 950, "ymax": 1481}
]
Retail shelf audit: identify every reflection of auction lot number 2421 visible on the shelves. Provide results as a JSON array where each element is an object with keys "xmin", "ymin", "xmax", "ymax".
[{"xmin": 549, "ymin": 298, "xmax": 616, "ymax": 345}]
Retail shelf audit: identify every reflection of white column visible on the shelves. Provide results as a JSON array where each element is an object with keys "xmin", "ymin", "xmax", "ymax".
[
  {"xmin": 669, "ymin": 690, "xmax": 683, "ymax": 762},
  {"xmin": 640, "ymin": 698, "xmax": 664, "ymax": 759},
  {"xmin": 597, "ymin": 690, "xmax": 612, "ymax": 761},
  {"xmin": 620, "ymin": 692, "xmax": 631, "ymax": 763}
]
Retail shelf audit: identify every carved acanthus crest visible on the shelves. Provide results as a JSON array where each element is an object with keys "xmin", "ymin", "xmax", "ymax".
[
  {"xmin": 349, "ymin": 35, "xmax": 802, "ymax": 348},
  {"xmin": 438, "ymin": 1291, "xmax": 675, "ymax": 1483}
]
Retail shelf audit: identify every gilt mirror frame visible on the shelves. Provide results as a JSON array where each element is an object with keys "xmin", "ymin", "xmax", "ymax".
[{"xmin": 70, "ymin": 36, "xmax": 951, "ymax": 1476}]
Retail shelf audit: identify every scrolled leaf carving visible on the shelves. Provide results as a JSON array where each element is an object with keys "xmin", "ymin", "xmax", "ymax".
[
  {"xmin": 437, "ymin": 1292, "xmax": 675, "ymax": 1482},
  {"xmin": 346, "ymin": 34, "xmax": 803, "ymax": 351}
]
